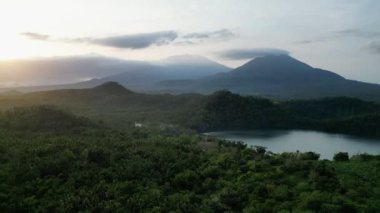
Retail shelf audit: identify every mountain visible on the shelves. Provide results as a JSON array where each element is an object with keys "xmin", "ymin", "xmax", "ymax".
[
  {"xmin": 0, "ymin": 54, "xmax": 230, "ymax": 93},
  {"xmin": 91, "ymin": 81, "xmax": 134, "ymax": 94},
  {"xmin": 98, "ymin": 54, "xmax": 231, "ymax": 91},
  {"xmin": 4, "ymin": 54, "xmax": 380, "ymax": 101},
  {"xmin": 25, "ymin": 81, "xmax": 135, "ymax": 100},
  {"xmin": 162, "ymin": 54, "xmax": 231, "ymax": 79},
  {"xmin": 159, "ymin": 55, "xmax": 380, "ymax": 101}
]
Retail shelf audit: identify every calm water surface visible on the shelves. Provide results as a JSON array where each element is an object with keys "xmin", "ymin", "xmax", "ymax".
[{"xmin": 205, "ymin": 130, "xmax": 380, "ymax": 159}]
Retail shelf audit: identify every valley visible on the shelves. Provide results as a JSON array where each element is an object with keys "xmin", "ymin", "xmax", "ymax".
[{"xmin": 2, "ymin": 1, "xmax": 380, "ymax": 212}]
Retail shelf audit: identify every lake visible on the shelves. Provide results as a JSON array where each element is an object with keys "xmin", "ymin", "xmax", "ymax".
[{"xmin": 204, "ymin": 130, "xmax": 380, "ymax": 159}]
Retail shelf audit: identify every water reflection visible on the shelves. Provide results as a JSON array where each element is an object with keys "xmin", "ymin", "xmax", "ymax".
[
  {"xmin": 205, "ymin": 130, "xmax": 290, "ymax": 139},
  {"xmin": 205, "ymin": 130, "xmax": 380, "ymax": 159}
]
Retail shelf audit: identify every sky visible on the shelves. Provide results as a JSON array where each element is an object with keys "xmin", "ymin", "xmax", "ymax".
[{"xmin": 0, "ymin": 0, "xmax": 380, "ymax": 84}]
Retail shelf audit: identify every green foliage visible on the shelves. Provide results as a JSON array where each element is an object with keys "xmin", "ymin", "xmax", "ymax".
[
  {"xmin": 253, "ymin": 145, "xmax": 267, "ymax": 155},
  {"xmin": 86, "ymin": 147, "xmax": 111, "ymax": 167},
  {"xmin": 333, "ymin": 152, "xmax": 349, "ymax": 161},
  {"xmin": 0, "ymin": 105, "xmax": 98, "ymax": 133},
  {"xmin": 172, "ymin": 170, "xmax": 199, "ymax": 190},
  {"xmin": 299, "ymin": 152, "xmax": 320, "ymax": 161},
  {"xmin": 0, "ymin": 86, "xmax": 379, "ymax": 212},
  {"xmin": 0, "ymin": 126, "xmax": 379, "ymax": 212},
  {"xmin": 323, "ymin": 113, "xmax": 380, "ymax": 137},
  {"xmin": 282, "ymin": 97, "xmax": 380, "ymax": 120}
]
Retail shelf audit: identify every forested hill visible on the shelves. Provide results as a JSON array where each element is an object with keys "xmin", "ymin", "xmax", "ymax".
[
  {"xmin": 197, "ymin": 90, "xmax": 380, "ymax": 137},
  {"xmin": 1, "ymin": 82, "xmax": 380, "ymax": 137}
]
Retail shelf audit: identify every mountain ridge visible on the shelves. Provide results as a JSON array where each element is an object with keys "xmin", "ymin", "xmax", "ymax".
[
  {"xmin": 158, "ymin": 55, "xmax": 380, "ymax": 101},
  {"xmin": 2, "ymin": 54, "xmax": 380, "ymax": 101}
]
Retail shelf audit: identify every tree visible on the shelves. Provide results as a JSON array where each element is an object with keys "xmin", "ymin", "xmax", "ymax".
[{"xmin": 333, "ymin": 152, "xmax": 349, "ymax": 161}]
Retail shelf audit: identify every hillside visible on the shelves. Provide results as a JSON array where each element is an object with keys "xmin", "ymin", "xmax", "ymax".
[
  {"xmin": 0, "ymin": 82, "xmax": 205, "ymax": 131},
  {"xmin": 0, "ymin": 106, "xmax": 98, "ymax": 133},
  {"xmin": 1, "ymin": 83, "xmax": 380, "ymax": 137}
]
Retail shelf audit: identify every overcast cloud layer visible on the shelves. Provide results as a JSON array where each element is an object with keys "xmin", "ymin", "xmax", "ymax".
[
  {"xmin": 91, "ymin": 31, "xmax": 178, "ymax": 49},
  {"xmin": 21, "ymin": 29, "xmax": 237, "ymax": 49},
  {"xmin": 368, "ymin": 41, "xmax": 380, "ymax": 54}
]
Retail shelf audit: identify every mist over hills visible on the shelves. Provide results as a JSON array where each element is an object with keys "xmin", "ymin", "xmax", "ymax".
[
  {"xmin": 0, "ymin": 54, "xmax": 230, "ymax": 92},
  {"xmin": 0, "ymin": 55, "xmax": 145, "ymax": 87},
  {"xmin": 2, "ymin": 54, "xmax": 380, "ymax": 101},
  {"xmin": 2, "ymin": 81, "xmax": 380, "ymax": 137}
]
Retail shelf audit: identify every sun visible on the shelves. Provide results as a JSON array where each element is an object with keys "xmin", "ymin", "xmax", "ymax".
[
  {"xmin": 0, "ymin": 32, "xmax": 84, "ymax": 61},
  {"xmin": 0, "ymin": 34, "xmax": 41, "ymax": 60}
]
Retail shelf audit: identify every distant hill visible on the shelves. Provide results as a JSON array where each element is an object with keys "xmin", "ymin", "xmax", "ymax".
[
  {"xmin": 1, "ymin": 82, "xmax": 380, "ymax": 136},
  {"xmin": 98, "ymin": 54, "xmax": 231, "ymax": 92},
  {"xmin": 159, "ymin": 55, "xmax": 380, "ymax": 101},
  {"xmin": 0, "ymin": 82, "xmax": 205, "ymax": 130},
  {"xmin": 0, "ymin": 90, "xmax": 23, "ymax": 96},
  {"xmin": 91, "ymin": 81, "xmax": 134, "ymax": 95}
]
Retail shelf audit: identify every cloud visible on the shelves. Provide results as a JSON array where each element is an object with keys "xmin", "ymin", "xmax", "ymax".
[
  {"xmin": 178, "ymin": 29, "xmax": 236, "ymax": 45},
  {"xmin": 182, "ymin": 29, "xmax": 235, "ymax": 40},
  {"xmin": 174, "ymin": 40, "xmax": 197, "ymax": 45},
  {"xmin": 336, "ymin": 29, "xmax": 380, "ymax": 38},
  {"xmin": 20, "ymin": 29, "xmax": 235, "ymax": 49},
  {"xmin": 21, "ymin": 31, "xmax": 178, "ymax": 49},
  {"xmin": 219, "ymin": 48, "xmax": 289, "ymax": 60},
  {"xmin": 295, "ymin": 38, "xmax": 324, "ymax": 44},
  {"xmin": 90, "ymin": 31, "xmax": 178, "ymax": 49},
  {"xmin": 20, "ymin": 32, "xmax": 50, "ymax": 40},
  {"xmin": 367, "ymin": 41, "xmax": 380, "ymax": 54},
  {"xmin": 296, "ymin": 29, "xmax": 380, "ymax": 44}
]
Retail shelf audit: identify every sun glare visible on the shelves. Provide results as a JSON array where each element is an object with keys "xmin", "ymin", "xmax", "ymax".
[
  {"xmin": 0, "ymin": 31, "xmax": 75, "ymax": 61},
  {"xmin": 0, "ymin": 34, "xmax": 34, "ymax": 60}
]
